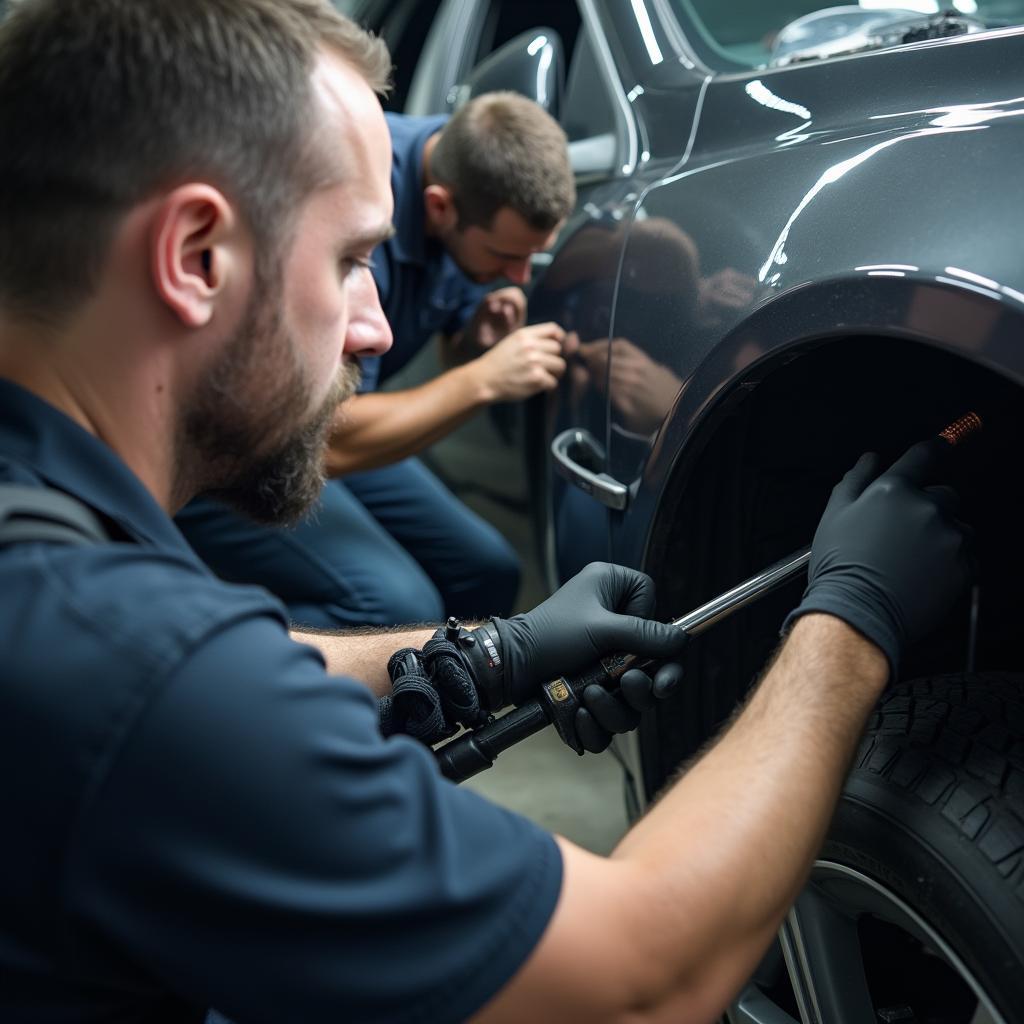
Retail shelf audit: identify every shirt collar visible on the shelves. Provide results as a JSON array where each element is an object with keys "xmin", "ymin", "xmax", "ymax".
[
  {"xmin": 390, "ymin": 145, "xmax": 429, "ymax": 267},
  {"xmin": 388, "ymin": 115, "xmax": 448, "ymax": 268},
  {"xmin": 0, "ymin": 378, "xmax": 202, "ymax": 560}
]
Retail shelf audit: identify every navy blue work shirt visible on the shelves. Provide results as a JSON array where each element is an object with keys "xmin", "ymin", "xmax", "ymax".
[
  {"xmin": 0, "ymin": 378, "xmax": 561, "ymax": 1023},
  {"xmin": 360, "ymin": 113, "xmax": 487, "ymax": 393}
]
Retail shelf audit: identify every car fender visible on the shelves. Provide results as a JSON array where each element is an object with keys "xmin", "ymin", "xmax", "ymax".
[{"xmin": 609, "ymin": 272, "xmax": 1024, "ymax": 573}]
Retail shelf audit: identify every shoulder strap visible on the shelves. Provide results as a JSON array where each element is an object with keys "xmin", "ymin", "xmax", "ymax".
[{"xmin": 0, "ymin": 484, "xmax": 110, "ymax": 547}]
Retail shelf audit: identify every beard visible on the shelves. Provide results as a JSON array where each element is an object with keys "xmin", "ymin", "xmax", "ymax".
[{"xmin": 179, "ymin": 278, "xmax": 361, "ymax": 527}]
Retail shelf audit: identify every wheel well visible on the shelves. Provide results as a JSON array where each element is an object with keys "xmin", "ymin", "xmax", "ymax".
[{"xmin": 640, "ymin": 335, "xmax": 1024, "ymax": 795}]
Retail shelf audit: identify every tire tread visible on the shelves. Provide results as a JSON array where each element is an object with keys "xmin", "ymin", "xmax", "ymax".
[{"xmin": 854, "ymin": 672, "xmax": 1024, "ymax": 898}]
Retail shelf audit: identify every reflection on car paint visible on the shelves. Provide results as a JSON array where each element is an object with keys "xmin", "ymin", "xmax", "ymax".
[{"xmin": 758, "ymin": 122, "xmax": 984, "ymax": 285}]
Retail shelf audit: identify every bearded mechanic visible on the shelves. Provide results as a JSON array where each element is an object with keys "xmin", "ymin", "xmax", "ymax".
[
  {"xmin": 176, "ymin": 91, "xmax": 574, "ymax": 628},
  {"xmin": 0, "ymin": 2, "xmax": 974, "ymax": 1023}
]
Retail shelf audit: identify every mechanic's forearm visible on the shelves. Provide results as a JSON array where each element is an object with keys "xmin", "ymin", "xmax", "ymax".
[
  {"xmin": 483, "ymin": 614, "xmax": 888, "ymax": 1024},
  {"xmin": 613, "ymin": 614, "xmax": 886, "ymax": 1013},
  {"xmin": 324, "ymin": 364, "xmax": 490, "ymax": 476},
  {"xmin": 290, "ymin": 626, "xmax": 436, "ymax": 696}
]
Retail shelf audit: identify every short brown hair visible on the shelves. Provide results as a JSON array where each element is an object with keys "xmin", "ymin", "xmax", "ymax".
[
  {"xmin": 0, "ymin": 0, "xmax": 390, "ymax": 321},
  {"xmin": 429, "ymin": 91, "xmax": 575, "ymax": 232}
]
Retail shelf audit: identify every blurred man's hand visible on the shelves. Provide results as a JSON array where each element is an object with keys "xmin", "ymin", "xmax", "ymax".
[
  {"xmin": 451, "ymin": 287, "xmax": 527, "ymax": 361},
  {"xmin": 469, "ymin": 322, "xmax": 568, "ymax": 402}
]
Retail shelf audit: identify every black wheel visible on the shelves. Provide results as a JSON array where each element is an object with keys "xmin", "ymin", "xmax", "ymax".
[{"xmin": 727, "ymin": 672, "xmax": 1024, "ymax": 1024}]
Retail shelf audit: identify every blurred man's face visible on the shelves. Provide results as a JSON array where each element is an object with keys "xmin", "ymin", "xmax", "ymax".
[
  {"xmin": 441, "ymin": 206, "xmax": 560, "ymax": 286},
  {"xmin": 182, "ymin": 51, "xmax": 393, "ymax": 525}
]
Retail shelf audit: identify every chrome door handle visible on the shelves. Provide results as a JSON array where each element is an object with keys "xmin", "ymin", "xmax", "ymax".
[{"xmin": 550, "ymin": 428, "xmax": 628, "ymax": 511}]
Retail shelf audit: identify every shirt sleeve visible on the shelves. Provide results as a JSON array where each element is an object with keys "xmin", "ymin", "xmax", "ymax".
[
  {"xmin": 441, "ymin": 284, "xmax": 486, "ymax": 339},
  {"xmin": 66, "ymin": 614, "xmax": 562, "ymax": 1024}
]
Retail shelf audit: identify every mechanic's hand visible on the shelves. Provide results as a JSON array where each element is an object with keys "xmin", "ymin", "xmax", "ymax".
[
  {"xmin": 470, "ymin": 322, "xmax": 568, "ymax": 402},
  {"xmin": 783, "ymin": 438, "xmax": 975, "ymax": 675},
  {"xmin": 460, "ymin": 286, "xmax": 528, "ymax": 353},
  {"xmin": 493, "ymin": 562, "xmax": 688, "ymax": 707},
  {"xmin": 573, "ymin": 661, "xmax": 686, "ymax": 753}
]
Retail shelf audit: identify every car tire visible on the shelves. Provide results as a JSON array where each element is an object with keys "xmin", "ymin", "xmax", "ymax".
[{"xmin": 729, "ymin": 672, "xmax": 1024, "ymax": 1024}]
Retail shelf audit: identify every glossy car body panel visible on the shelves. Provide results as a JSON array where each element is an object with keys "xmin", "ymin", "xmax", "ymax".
[
  {"xmin": 526, "ymin": 14, "xmax": 1024, "ymax": 582},
  {"xmin": 342, "ymin": 0, "xmax": 1024, "ymax": 725}
]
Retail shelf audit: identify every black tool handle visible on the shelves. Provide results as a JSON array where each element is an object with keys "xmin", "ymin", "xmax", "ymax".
[
  {"xmin": 435, "ymin": 701, "xmax": 549, "ymax": 782},
  {"xmin": 435, "ymin": 545, "xmax": 812, "ymax": 783},
  {"xmin": 435, "ymin": 652, "xmax": 647, "ymax": 782}
]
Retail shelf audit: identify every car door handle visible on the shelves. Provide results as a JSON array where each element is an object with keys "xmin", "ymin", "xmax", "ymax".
[{"xmin": 551, "ymin": 428, "xmax": 628, "ymax": 511}]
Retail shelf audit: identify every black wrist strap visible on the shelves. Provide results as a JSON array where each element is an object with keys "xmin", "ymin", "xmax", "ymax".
[
  {"xmin": 463, "ymin": 620, "xmax": 506, "ymax": 711},
  {"xmin": 379, "ymin": 623, "xmax": 494, "ymax": 745},
  {"xmin": 380, "ymin": 648, "xmax": 453, "ymax": 744},
  {"xmin": 424, "ymin": 630, "xmax": 488, "ymax": 730}
]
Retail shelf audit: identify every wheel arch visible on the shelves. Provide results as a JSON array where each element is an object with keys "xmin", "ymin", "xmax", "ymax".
[
  {"xmin": 637, "ymin": 273, "xmax": 1024, "ymax": 565},
  {"xmin": 629, "ymin": 275, "xmax": 1024, "ymax": 797}
]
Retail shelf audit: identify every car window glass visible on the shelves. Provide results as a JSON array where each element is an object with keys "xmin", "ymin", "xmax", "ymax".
[
  {"xmin": 379, "ymin": 0, "xmax": 444, "ymax": 111},
  {"xmin": 561, "ymin": 27, "xmax": 617, "ymax": 142},
  {"xmin": 669, "ymin": 0, "xmax": 1024, "ymax": 69},
  {"xmin": 339, "ymin": 0, "xmax": 444, "ymax": 111},
  {"xmin": 477, "ymin": 1, "xmax": 582, "ymax": 66}
]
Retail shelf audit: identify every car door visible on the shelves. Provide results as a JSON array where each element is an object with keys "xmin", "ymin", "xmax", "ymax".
[{"xmin": 527, "ymin": 2, "xmax": 706, "ymax": 585}]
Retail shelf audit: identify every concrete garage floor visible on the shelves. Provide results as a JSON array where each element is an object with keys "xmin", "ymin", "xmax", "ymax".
[
  {"xmin": 464, "ymin": 724, "xmax": 628, "ymax": 854},
  {"xmin": 388, "ymin": 347, "xmax": 631, "ymax": 854}
]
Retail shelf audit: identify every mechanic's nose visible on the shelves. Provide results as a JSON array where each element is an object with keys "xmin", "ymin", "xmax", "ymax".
[{"xmin": 345, "ymin": 266, "xmax": 392, "ymax": 357}]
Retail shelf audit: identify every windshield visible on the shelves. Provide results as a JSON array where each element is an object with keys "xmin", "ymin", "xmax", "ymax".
[{"xmin": 670, "ymin": 1, "xmax": 1024, "ymax": 68}]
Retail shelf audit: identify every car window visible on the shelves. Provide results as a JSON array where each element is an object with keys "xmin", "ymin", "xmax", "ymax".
[
  {"xmin": 336, "ymin": 0, "xmax": 445, "ymax": 111},
  {"xmin": 668, "ymin": 0, "xmax": 1024, "ymax": 69},
  {"xmin": 561, "ymin": 27, "xmax": 617, "ymax": 142},
  {"xmin": 378, "ymin": 0, "xmax": 445, "ymax": 111},
  {"xmin": 477, "ymin": 1, "xmax": 582, "ymax": 68}
]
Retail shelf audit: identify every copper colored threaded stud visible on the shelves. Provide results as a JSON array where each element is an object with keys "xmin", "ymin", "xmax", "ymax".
[{"xmin": 939, "ymin": 411, "xmax": 983, "ymax": 446}]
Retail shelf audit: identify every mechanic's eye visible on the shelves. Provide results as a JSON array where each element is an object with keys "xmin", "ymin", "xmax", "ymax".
[{"xmin": 339, "ymin": 256, "xmax": 374, "ymax": 280}]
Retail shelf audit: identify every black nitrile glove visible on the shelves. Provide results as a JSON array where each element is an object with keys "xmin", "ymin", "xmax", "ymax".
[
  {"xmin": 573, "ymin": 661, "xmax": 686, "ymax": 753},
  {"xmin": 476, "ymin": 563, "xmax": 687, "ymax": 751},
  {"xmin": 783, "ymin": 438, "xmax": 975, "ymax": 676}
]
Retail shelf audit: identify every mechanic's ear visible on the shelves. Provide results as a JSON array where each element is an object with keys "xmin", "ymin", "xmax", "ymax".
[
  {"xmin": 151, "ymin": 184, "xmax": 241, "ymax": 328},
  {"xmin": 423, "ymin": 183, "xmax": 458, "ymax": 234}
]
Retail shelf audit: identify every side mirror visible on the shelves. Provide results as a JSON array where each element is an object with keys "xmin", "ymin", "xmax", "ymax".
[{"xmin": 450, "ymin": 29, "xmax": 564, "ymax": 119}]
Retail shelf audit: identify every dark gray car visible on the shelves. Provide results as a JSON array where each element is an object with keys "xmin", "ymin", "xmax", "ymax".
[{"xmin": 343, "ymin": 2, "xmax": 1024, "ymax": 1019}]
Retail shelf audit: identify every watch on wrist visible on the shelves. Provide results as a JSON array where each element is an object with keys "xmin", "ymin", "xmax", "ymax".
[{"xmin": 434, "ymin": 616, "xmax": 506, "ymax": 712}]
